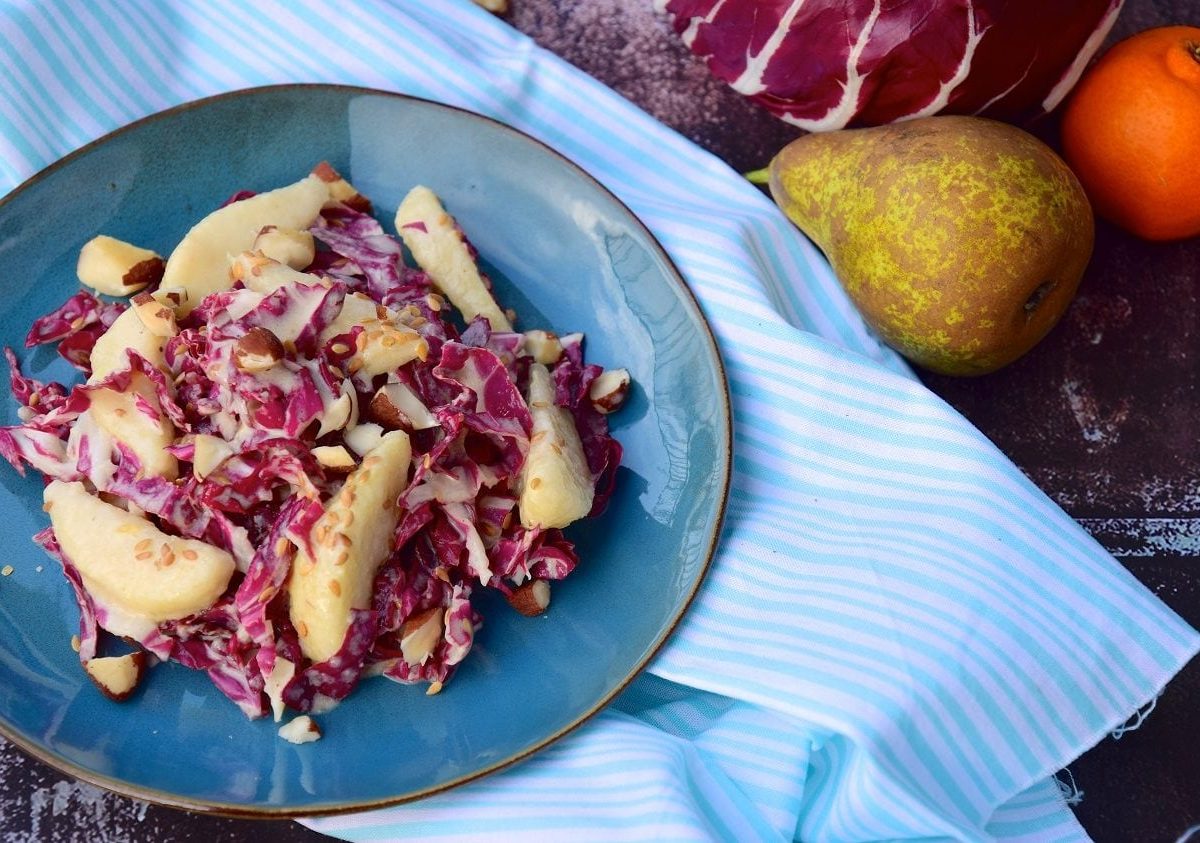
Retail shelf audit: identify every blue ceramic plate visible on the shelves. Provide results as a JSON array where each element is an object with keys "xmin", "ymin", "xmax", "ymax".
[{"xmin": 0, "ymin": 85, "xmax": 730, "ymax": 815}]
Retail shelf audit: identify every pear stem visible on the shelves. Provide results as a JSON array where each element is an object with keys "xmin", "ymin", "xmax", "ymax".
[{"xmin": 744, "ymin": 168, "xmax": 770, "ymax": 185}]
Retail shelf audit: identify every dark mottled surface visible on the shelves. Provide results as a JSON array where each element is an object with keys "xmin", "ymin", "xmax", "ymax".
[{"xmin": 2, "ymin": 1, "xmax": 1197, "ymax": 840}]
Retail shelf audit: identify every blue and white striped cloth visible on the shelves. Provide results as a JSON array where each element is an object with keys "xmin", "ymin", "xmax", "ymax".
[{"xmin": 2, "ymin": 2, "xmax": 1196, "ymax": 840}]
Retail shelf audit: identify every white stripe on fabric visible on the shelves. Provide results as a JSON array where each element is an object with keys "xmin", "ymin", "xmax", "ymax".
[{"xmin": 2, "ymin": 1, "xmax": 1196, "ymax": 842}]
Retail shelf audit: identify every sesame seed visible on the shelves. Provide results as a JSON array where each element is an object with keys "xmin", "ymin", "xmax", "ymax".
[
  {"xmin": 135, "ymin": 552, "xmax": 153, "ymax": 561},
  {"xmin": 330, "ymin": 342, "xmax": 350, "ymax": 355},
  {"xmin": 297, "ymin": 620, "xmax": 309, "ymax": 638},
  {"xmin": 274, "ymin": 538, "xmax": 289, "ymax": 556},
  {"xmin": 160, "ymin": 550, "xmax": 175, "ymax": 568},
  {"xmin": 135, "ymin": 538, "xmax": 153, "ymax": 553},
  {"xmin": 354, "ymin": 333, "xmax": 367, "ymax": 352},
  {"xmin": 70, "ymin": 635, "xmax": 81, "ymax": 653},
  {"xmin": 1, "ymin": 565, "xmax": 12, "ymax": 577},
  {"xmin": 42, "ymin": 501, "xmax": 53, "ymax": 512},
  {"xmin": 347, "ymin": 359, "xmax": 363, "ymax": 374},
  {"xmin": 334, "ymin": 551, "xmax": 350, "ymax": 566},
  {"xmin": 182, "ymin": 549, "xmax": 199, "ymax": 560},
  {"xmin": 341, "ymin": 511, "xmax": 354, "ymax": 528},
  {"xmin": 328, "ymin": 580, "xmax": 341, "ymax": 597},
  {"xmin": 381, "ymin": 334, "xmax": 397, "ymax": 348}
]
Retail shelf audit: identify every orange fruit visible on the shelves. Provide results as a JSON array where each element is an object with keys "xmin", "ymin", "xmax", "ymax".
[{"xmin": 1060, "ymin": 25, "xmax": 1200, "ymax": 241}]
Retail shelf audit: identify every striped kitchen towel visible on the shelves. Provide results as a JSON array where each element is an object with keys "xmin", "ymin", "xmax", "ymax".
[{"xmin": 1, "ymin": 1, "xmax": 1195, "ymax": 840}]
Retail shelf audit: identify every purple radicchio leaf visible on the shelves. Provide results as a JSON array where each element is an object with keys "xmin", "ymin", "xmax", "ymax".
[
  {"xmin": 310, "ymin": 206, "xmax": 405, "ymax": 303},
  {"xmin": 33, "ymin": 528, "xmax": 99, "ymax": 663}
]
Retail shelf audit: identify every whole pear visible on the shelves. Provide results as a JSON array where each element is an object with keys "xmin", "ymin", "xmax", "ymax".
[{"xmin": 767, "ymin": 116, "xmax": 1094, "ymax": 375}]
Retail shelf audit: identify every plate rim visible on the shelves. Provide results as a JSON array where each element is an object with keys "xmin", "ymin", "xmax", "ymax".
[{"xmin": 0, "ymin": 82, "xmax": 733, "ymax": 818}]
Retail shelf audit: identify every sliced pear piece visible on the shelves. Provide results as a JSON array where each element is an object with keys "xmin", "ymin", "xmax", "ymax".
[
  {"xmin": 84, "ymin": 652, "xmax": 147, "ymax": 701},
  {"xmin": 518, "ymin": 363, "xmax": 593, "ymax": 529},
  {"xmin": 89, "ymin": 307, "xmax": 168, "ymax": 382},
  {"xmin": 77, "ymin": 235, "xmax": 164, "ymax": 297},
  {"xmin": 163, "ymin": 175, "xmax": 329, "ymax": 315},
  {"xmin": 87, "ymin": 374, "xmax": 178, "ymax": 480},
  {"xmin": 394, "ymin": 186, "xmax": 512, "ymax": 331},
  {"xmin": 289, "ymin": 431, "xmax": 412, "ymax": 663},
  {"xmin": 45, "ymin": 480, "xmax": 235, "ymax": 623}
]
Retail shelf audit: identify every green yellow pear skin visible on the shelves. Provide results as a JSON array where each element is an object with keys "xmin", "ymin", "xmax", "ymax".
[{"xmin": 766, "ymin": 116, "xmax": 1094, "ymax": 375}]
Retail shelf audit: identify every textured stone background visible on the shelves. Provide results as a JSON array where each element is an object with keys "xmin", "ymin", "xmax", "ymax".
[{"xmin": 2, "ymin": 1, "xmax": 1196, "ymax": 840}]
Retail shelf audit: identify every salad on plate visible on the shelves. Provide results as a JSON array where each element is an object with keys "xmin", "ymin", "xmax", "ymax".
[{"xmin": 0, "ymin": 163, "xmax": 629, "ymax": 739}]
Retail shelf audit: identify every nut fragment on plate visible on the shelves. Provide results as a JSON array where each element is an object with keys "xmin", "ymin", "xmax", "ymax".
[
  {"xmin": 400, "ymin": 606, "xmax": 445, "ymax": 664},
  {"xmin": 588, "ymin": 368, "xmax": 631, "ymax": 414},
  {"xmin": 368, "ymin": 382, "xmax": 438, "ymax": 431},
  {"xmin": 76, "ymin": 235, "xmax": 165, "ymax": 296},
  {"xmin": 84, "ymin": 652, "xmax": 147, "ymax": 701},
  {"xmin": 253, "ymin": 225, "xmax": 316, "ymax": 269},
  {"xmin": 233, "ymin": 326, "xmax": 286, "ymax": 371},
  {"xmin": 278, "ymin": 715, "xmax": 322, "ymax": 744},
  {"xmin": 507, "ymin": 579, "xmax": 551, "ymax": 617},
  {"xmin": 311, "ymin": 161, "xmax": 371, "ymax": 213},
  {"xmin": 312, "ymin": 445, "xmax": 357, "ymax": 472},
  {"xmin": 131, "ymin": 291, "xmax": 178, "ymax": 337}
]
